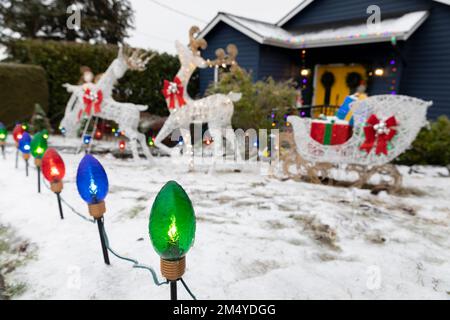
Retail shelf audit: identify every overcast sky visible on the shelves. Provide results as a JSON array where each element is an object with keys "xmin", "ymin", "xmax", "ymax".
[{"xmin": 126, "ymin": 0, "xmax": 301, "ymax": 54}]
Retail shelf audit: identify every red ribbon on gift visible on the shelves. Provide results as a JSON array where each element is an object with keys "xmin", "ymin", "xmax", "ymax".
[
  {"xmin": 360, "ymin": 114, "xmax": 398, "ymax": 155},
  {"xmin": 79, "ymin": 89, "xmax": 103, "ymax": 120},
  {"xmin": 162, "ymin": 77, "xmax": 186, "ymax": 110}
]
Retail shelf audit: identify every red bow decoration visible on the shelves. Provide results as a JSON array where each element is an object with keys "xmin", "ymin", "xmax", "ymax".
[
  {"xmin": 162, "ymin": 77, "xmax": 186, "ymax": 110},
  {"xmin": 360, "ymin": 114, "xmax": 398, "ymax": 155},
  {"xmin": 79, "ymin": 89, "xmax": 103, "ymax": 120}
]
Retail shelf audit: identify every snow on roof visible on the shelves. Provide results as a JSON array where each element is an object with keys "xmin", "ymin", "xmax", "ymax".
[
  {"xmin": 199, "ymin": 11, "xmax": 430, "ymax": 49},
  {"xmin": 277, "ymin": 0, "xmax": 449, "ymax": 26}
]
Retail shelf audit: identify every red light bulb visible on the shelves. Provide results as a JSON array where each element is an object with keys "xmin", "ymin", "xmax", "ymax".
[
  {"xmin": 13, "ymin": 124, "xmax": 25, "ymax": 143},
  {"xmin": 119, "ymin": 140, "xmax": 126, "ymax": 151},
  {"xmin": 42, "ymin": 148, "xmax": 66, "ymax": 182}
]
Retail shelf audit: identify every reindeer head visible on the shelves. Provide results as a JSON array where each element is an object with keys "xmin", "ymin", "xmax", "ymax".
[
  {"xmin": 111, "ymin": 46, "xmax": 153, "ymax": 79},
  {"xmin": 175, "ymin": 26, "xmax": 208, "ymax": 69}
]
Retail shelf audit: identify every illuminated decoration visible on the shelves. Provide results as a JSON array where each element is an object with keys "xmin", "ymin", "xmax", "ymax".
[
  {"xmin": 119, "ymin": 140, "xmax": 126, "ymax": 152},
  {"xmin": 19, "ymin": 132, "xmax": 32, "ymax": 176},
  {"xmin": 154, "ymin": 26, "xmax": 242, "ymax": 164},
  {"xmin": 149, "ymin": 181, "xmax": 196, "ymax": 300},
  {"xmin": 76, "ymin": 154, "xmax": 110, "ymax": 264},
  {"xmin": 374, "ymin": 68, "xmax": 384, "ymax": 77},
  {"xmin": 94, "ymin": 129, "xmax": 103, "ymax": 140},
  {"xmin": 300, "ymin": 69, "xmax": 310, "ymax": 76},
  {"xmin": 287, "ymin": 95, "xmax": 432, "ymax": 167},
  {"xmin": 0, "ymin": 126, "xmax": 7, "ymax": 159},
  {"xmin": 83, "ymin": 135, "xmax": 92, "ymax": 145},
  {"xmin": 30, "ymin": 131, "xmax": 48, "ymax": 159},
  {"xmin": 13, "ymin": 124, "xmax": 25, "ymax": 144},
  {"xmin": 148, "ymin": 136, "xmax": 155, "ymax": 147},
  {"xmin": 60, "ymin": 47, "xmax": 154, "ymax": 161},
  {"xmin": 30, "ymin": 131, "xmax": 48, "ymax": 193},
  {"xmin": 42, "ymin": 129, "xmax": 49, "ymax": 140},
  {"xmin": 42, "ymin": 148, "xmax": 66, "ymax": 219}
]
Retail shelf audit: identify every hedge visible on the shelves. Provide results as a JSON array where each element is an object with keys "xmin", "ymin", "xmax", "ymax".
[
  {"xmin": 0, "ymin": 63, "xmax": 49, "ymax": 128},
  {"xmin": 396, "ymin": 116, "xmax": 450, "ymax": 166},
  {"xmin": 6, "ymin": 39, "xmax": 199, "ymax": 128}
]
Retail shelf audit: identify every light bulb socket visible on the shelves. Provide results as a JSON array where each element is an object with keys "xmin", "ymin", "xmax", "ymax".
[
  {"xmin": 161, "ymin": 257, "xmax": 186, "ymax": 281},
  {"xmin": 35, "ymin": 158, "xmax": 42, "ymax": 167},
  {"xmin": 88, "ymin": 201, "xmax": 106, "ymax": 219},
  {"xmin": 0, "ymin": 141, "xmax": 5, "ymax": 146},
  {"xmin": 15, "ymin": 142, "xmax": 19, "ymax": 148},
  {"xmin": 51, "ymin": 181, "xmax": 64, "ymax": 194},
  {"xmin": 23, "ymin": 154, "xmax": 30, "ymax": 161}
]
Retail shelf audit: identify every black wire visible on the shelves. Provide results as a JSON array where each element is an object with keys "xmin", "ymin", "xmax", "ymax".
[
  {"xmin": 42, "ymin": 179, "xmax": 95, "ymax": 223},
  {"xmin": 99, "ymin": 221, "xmax": 168, "ymax": 287},
  {"xmin": 180, "ymin": 278, "xmax": 197, "ymax": 300}
]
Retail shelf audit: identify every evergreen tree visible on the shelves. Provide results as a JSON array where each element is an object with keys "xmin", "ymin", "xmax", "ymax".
[
  {"xmin": 30, "ymin": 103, "xmax": 52, "ymax": 133},
  {"xmin": 0, "ymin": 0, "xmax": 134, "ymax": 44}
]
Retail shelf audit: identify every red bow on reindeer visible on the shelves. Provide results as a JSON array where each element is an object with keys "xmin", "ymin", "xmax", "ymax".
[
  {"xmin": 79, "ymin": 89, "xmax": 103, "ymax": 120},
  {"xmin": 360, "ymin": 114, "xmax": 398, "ymax": 155},
  {"xmin": 162, "ymin": 77, "xmax": 186, "ymax": 110}
]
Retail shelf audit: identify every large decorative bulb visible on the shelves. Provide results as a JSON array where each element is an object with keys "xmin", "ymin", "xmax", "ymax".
[
  {"xmin": 42, "ymin": 148, "xmax": 66, "ymax": 182},
  {"xmin": 149, "ymin": 181, "xmax": 196, "ymax": 261},
  {"xmin": 30, "ymin": 131, "xmax": 48, "ymax": 159},
  {"xmin": 18, "ymin": 132, "xmax": 32, "ymax": 154},
  {"xmin": 76, "ymin": 154, "xmax": 109, "ymax": 204}
]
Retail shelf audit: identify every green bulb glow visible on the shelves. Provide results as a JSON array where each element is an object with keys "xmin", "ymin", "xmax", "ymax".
[
  {"xmin": 149, "ymin": 181, "xmax": 196, "ymax": 261},
  {"xmin": 30, "ymin": 132, "xmax": 48, "ymax": 159},
  {"xmin": 0, "ymin": 128, "xmax": 7, "ymax": 141}
]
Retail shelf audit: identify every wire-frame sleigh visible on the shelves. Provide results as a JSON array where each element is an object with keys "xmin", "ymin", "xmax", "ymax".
[{"xmin": 279, "ymin": 95, "xmax": 432, "ymax": 191}]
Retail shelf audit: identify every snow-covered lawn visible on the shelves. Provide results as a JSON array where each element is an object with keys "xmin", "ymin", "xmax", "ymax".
[{"xmin": 0, "ymin": 136, "xmax": 449, "ymax": 300}]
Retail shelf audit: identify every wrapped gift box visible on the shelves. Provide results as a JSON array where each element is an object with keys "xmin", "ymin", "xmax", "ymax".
[{"xmin": 310, "ymin": 118, "xmax": 353, "ymax": 145}]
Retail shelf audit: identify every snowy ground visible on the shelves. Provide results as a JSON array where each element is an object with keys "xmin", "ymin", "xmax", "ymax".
[{"xmin": 0, "ymin": 136, "xmax": 449, "ymax": 300}]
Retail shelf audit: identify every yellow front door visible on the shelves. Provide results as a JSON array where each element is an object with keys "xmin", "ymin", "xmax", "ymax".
[{"xmin": 313, "ymin": 64, "xmax": 367, "ymax": 108}]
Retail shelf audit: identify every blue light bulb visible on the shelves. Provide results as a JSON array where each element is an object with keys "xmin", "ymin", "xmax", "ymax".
[
  {"xmin": 83, "ymin": 135, "xmax": 92, "ymax": 145},
  {"xmin": 76, "ymin": 154, "xmax": 109, "ymax": 204},
  {"xmin": 18, "ymin": 132, "xmax": 32, "ymax": 154}
]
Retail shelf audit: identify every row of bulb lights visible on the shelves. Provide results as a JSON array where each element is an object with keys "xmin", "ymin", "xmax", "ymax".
[{"xmin": 2, "ymin": 122, "xmax": 196, "ymax": 300}]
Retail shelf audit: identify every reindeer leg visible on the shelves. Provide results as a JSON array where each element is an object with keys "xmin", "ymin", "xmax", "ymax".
[
  {"xmin": 128, "ymin": 134, "xmax": 141, "ymax": 161},
  {"xmin": 154, "ymin": 118, "xmax": 178, "ymax": 156},
  {"xmin": 137, "ymin": 131, "xmax": 153, "ymax": 162}
]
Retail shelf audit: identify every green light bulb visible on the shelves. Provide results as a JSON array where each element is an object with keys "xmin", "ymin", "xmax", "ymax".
[
  {"xmin": 30, "ymin": 132, "xmax": 48, "ymax": 159},
  {"xmin": 149, "ymin": 181, "xmax": 196, "ymax": 261},
  {"xmin": 0, "ymin": 128, "xmax": 7, "ymax": 141}
]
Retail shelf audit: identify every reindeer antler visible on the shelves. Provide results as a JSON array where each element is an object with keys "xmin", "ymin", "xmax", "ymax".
[
  {"xmin": 189, "ymin": 26, "xmax": 207, "ymax": 55},
  {"xmin": 123, "ymin": 46, "xmax": 155, "ymax": 71}
]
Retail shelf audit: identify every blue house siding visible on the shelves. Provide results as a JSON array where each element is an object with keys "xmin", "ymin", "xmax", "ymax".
[
  {"xmin": 199, "ymin": 21, "xmax": 261, "ymax": 94},
  {"xmin": 400, "ymin": 2, "xmax": 450, "ymax": 119},
  {"xmin": 258, "ymin": 45, "xmax": 296, "ymax": 81},
  {"xmin": 282, "ymin": 0, "xmax": 430, "ymax": 30}
]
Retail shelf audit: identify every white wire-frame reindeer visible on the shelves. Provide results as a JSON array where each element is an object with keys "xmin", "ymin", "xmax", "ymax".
[
  {"xmin": 154, "ymin": 27, "xmax": 242, "ymax": 161},
  {"xmin": 60, "ymin": 47, "xmax": 153, "ymax": 161}
]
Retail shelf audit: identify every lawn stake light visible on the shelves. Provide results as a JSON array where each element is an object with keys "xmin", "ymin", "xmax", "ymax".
[
  {"xmin": 149, "ymin": 181, "xmax": 196, "ymax": 301},
  {"xmin": 0, "ymin": 126, "xmax": 7, "ymax": 159},
  {"xmin": 18, "ymin": 132, "xmax": 32, "ymax": 177},
  {"xmin": 76, "ymin": 154, "xmax": 110, "ymax": 265},
  {"xmin": 30, "ymin": 132, "xmax": 48, "ymax": 193},
  {"xmin": 118, "ymin": 140, "xmax": 126, "ymax": 153},
  {"xmin": 13, "ymin": 124, "xmax": 26, "ymax": 168},
  {"xmin": 42, "ymin": 148, "xmax": 66, "ymax": 219}
]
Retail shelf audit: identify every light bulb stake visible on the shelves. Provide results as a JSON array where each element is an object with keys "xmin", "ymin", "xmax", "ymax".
[
  {"xmin": 23, "ymin": 153, "xmax": 30, "ymax": 177},
  {"xmin": 88, "ymin": 201, "xmax": 110, "ymax": 265},
  {"xmin": 35, "ymin": 158, "xmax": 42, "ymax": 193},
  {"xmin": 15, "ymin": 142, "xmax": 19, "ymax": 168},
  {"xmin": 51, "ymin": 181, "xmax": 64, "ymax": 219},
  {"xmin": 161, "ymin": 257, "xmax": 186, "ymax": 301},
  {"xmin": 0, "ymin": 142, "xmax": 5, "ymax": 159}
]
